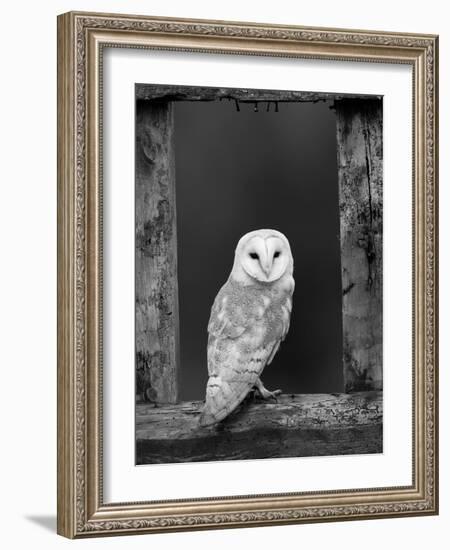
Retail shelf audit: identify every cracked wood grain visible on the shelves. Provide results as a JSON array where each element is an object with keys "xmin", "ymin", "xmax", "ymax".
[
  {"xmin": 135, "ymin": 100, "xmax": 179, "ymax": 404},
  {"xmin": 335, "ymin": 99, "xmax": 383, "ymax": 392},
  {"xmin": 136, "ymin": 391, "xmax": 382, "ymax": 463}
]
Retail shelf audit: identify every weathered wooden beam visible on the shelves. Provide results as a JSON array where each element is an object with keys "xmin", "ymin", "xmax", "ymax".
[
  {"xmin": 136, "ymin": 83, "xmax": 381, "ymax": 103},
  {"xmin": 135, "ymin": 100, "xmax": 179, "ymax": 404},
  {"xmin": 136, "ymin": 391, "xmax": 382, "ymax": 464},
  {"xmin": 335, "ymin": 99, "xmax": 383, "ymax": 392}
]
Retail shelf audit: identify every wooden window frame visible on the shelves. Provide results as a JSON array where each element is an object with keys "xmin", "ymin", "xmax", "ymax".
[{"xmin": 135, "ymin": 84, "xmax": 383, "ymax": 463}]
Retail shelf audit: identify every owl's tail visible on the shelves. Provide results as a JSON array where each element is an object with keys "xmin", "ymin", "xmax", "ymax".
[
  {"xmin": 198, "ymin": 409, "xmax": 218, "ymax": 427},
  {"xmin": 198, "ymin": 377, "xmax": 253, "ymax": 427}
]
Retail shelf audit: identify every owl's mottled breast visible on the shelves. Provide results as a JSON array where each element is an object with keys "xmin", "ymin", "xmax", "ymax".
[{"xmin": 216, "ymin": 276, "xmax": 294, "ymax": 346}]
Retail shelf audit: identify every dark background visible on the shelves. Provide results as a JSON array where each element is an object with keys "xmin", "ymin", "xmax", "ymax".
[{"xmin": 174, "ymin": 99, "xmax": 343, "ymax": 401}]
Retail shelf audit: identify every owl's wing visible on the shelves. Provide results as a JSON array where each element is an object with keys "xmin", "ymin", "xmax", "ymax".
[
  {"xmin": 206, "ymin": 291, "xmax": 247, "ymax": 343},
  {"xmin": 199, "ymin": 291, "xmax": 280, "ymax": 427},
  {"xmin": 264, "ymin": 292, "xmax": 293, "ymax": 366}
]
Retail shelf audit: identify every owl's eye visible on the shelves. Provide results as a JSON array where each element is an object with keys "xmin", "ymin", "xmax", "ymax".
[
  {"xmin": 274, "ymin": 251, "xmax": 281, "ymax": 258},
  {"xmin": 249, "ymin": 252, "xmax": 259, "ymax": 260}
]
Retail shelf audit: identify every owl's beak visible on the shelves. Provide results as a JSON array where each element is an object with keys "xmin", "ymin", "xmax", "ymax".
[{"xmin": 261, "ymin": 259, "xmax": 272, "ymax": 278}]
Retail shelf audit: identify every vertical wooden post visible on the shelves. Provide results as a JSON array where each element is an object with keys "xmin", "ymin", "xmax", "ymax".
[
  {"xmin": 335, "ymin": 99, "xmax": 383, "ymax": 392},
  {"xmin": 135, "ymin": 100, "xmax": 179, "ymax": 403}
]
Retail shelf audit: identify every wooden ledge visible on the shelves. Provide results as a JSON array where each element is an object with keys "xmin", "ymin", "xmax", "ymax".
[{"xmin": 136, "ymin": 391, "xmax": 382, "ymax": 464}]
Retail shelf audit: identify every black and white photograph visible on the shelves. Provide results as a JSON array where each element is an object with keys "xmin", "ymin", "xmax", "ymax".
[{"xmin": 135, "ymin": 84, "xmax": 383, "ymax": 464}]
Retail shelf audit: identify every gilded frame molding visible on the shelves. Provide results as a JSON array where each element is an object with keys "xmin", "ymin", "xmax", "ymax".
[{"xmin": 57, "ymin": 11, "xmax": 439, "ymax": 538}]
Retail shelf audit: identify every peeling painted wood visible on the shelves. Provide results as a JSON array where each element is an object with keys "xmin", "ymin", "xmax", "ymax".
[
  {"xmin": 335, "ymin": 99, "xmax": 383, "ymax": 392},
  {"xmin": 135, "ymin": 100, "xmax": 179, "ymax": 404},
  {"xmin": 136, "ymin": 83, "xmax": 381, "ymax": 104},
  {"xmin": 136, "ymin": 391, "xmax": 382, "ymax": 464}
]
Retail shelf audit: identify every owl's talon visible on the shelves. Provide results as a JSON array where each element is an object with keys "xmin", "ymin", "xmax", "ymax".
[
  {"xmin": 255, "ymin": 382, "xmax": 282, "ymax": 401},
  {"xmin": 268, "ymin": 389, "xmax": 282, "ymax": 402}
]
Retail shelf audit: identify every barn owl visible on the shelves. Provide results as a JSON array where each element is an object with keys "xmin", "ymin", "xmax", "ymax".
[{"xmin": 199, "ymin": 229, "xmax": 294, "ymax": 427}]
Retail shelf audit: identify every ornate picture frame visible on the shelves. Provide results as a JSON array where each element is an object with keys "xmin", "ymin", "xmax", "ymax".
[{"xmin": 57, "ymin": 11, "xmax": 438, "ymax": 538}]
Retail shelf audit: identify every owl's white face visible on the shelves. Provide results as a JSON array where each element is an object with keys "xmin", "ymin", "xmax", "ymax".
[{"xmin": 233, "ymin": 230, "xmax": 293, "ymax": 283}]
